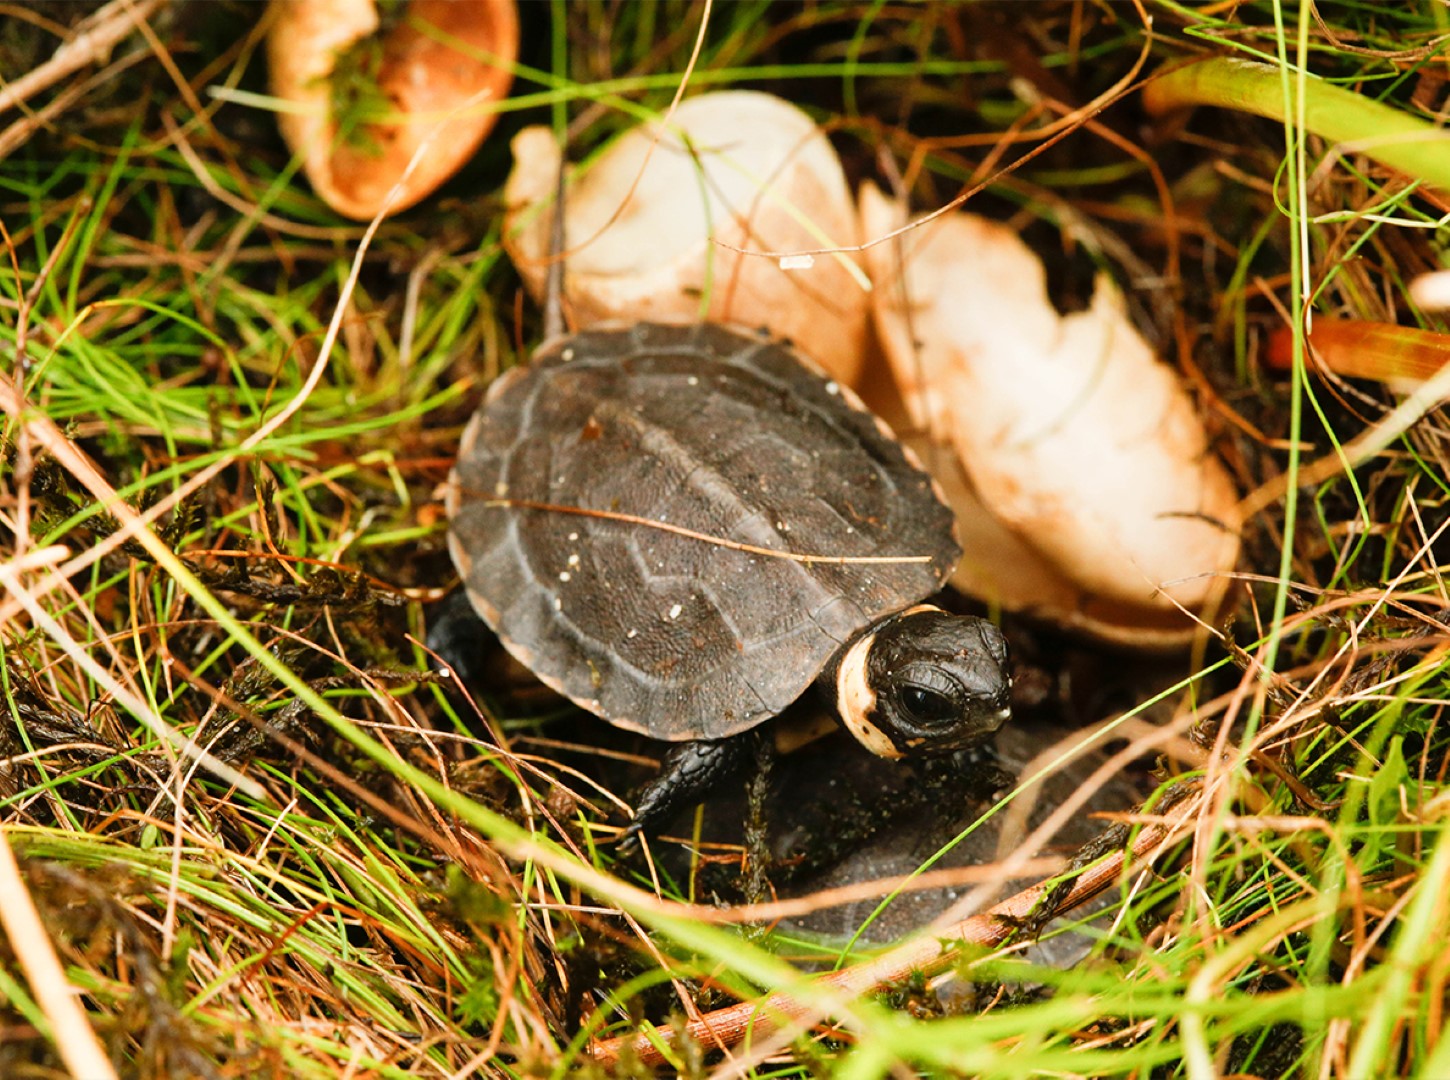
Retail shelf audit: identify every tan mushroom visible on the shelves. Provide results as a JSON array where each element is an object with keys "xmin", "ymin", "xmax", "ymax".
[
  {"xmin": 503, "ymin": 92, "xmax": 871, "ymax": 387},
  {"xmin": 861, "ymin": 183, "xmax": 1241, "ymax": 642},
  {"xmin": 267, "ymin": 0, "xmax": 518, "ymax": 220}
]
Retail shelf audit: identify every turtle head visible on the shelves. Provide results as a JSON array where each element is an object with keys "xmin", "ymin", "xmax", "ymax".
[{"xmin": 832, "ymin": 606, "xmax": 1011, "ymax": 759}]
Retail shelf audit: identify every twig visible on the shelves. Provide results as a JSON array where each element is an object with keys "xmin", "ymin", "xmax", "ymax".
[
  {"xmin": 478, "ymin": 498, "xmax": 933, "ymax": 565},
  {"xmin": 0, "ymin": 0, "xmax": 166, "ymax": 117},
  {"xmin": 0, "ymin": 827, "xmax": 118, "ymax": 1080},
  {"xmin": 589, "ymin": 792, "xmax": 1196, "ymax": 1067}
]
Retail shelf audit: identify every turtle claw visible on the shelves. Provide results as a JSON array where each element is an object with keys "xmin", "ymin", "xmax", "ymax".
[{"xmin": 615, "ymin": 819, "xmax": 645, "ymax": 855}]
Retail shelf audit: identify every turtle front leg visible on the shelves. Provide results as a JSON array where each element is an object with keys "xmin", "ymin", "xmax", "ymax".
[
  {"xmin": 624, "ymin": 737, "xmax": 753, "ymax": 844},
  {"xmin": 426, "ymin": 589, "xmax": 489, "ymax": 685}
]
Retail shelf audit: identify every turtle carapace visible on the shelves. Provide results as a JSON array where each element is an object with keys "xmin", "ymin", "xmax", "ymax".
[{"xmin": 433, "ymin": 322, "xmax": 1012, "ymax": 837}]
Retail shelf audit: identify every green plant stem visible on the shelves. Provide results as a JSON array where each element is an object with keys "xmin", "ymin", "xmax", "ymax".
[{"xmin": 1143, "ymin": 57, "xmax": 1450, "ymax": 190}]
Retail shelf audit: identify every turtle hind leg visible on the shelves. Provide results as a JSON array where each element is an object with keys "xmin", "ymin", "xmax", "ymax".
[
  {"xmin": 425, "ymin": 589, "xmax": 489, "ymax": 685},
  {"xmin": 622, "ymin": 737, "xmax": 753, "ymax": 846}
]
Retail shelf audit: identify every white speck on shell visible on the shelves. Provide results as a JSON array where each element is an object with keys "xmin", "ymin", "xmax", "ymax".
[
  {"xmin": 687, "ymin": 376, "xmax": 699, "ymax": 386},
  {"xmin": 494, "ymin": 481, "xmax": 508, "ymax": 496},
  {"xmin": 561, "ymin": 347, "xmax": 575, "ymax": 360},
  {"xmin": 626, "ymin": 628, "xmax": 638, "ymax": 639},
  {"xmin": 567, "ymin": 553, "xmax": 580, "ymax": 568},
  {"xmin": 559, "ymin": 571, "xmax": 571, "ymax": 582},
  {"xmin": 567, "ymin": 531, "xmax": 579, "ymax": 541},
  {"xmin": 667, "ymin": 603, "xmax": 683, "ymax": 619},
  {"xmin": 553, "ymin": 597, "xmax": 562, "ymax": 611},
  {"xmin": 825, "ymin": 380, "xmax": 840, "ymax": 395}
]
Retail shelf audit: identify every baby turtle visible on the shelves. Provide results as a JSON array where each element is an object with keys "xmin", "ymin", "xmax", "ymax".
[{"xmin": 433, "ymin": 321, "xmax": 1012, "ymax": 837}]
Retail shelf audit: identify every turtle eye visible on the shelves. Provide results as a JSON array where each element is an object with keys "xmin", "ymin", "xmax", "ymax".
[{"xmin": 899, "ymin": 683, "xmax": 957, "ymax": 725}]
